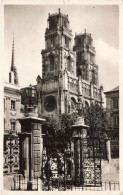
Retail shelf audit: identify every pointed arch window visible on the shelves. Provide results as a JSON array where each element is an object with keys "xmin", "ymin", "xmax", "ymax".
[
  {"xmin": 91, "ymin": 69, "xmax": 95, "ymax": 83},
  {"xmin": 50, "ymin": 55, "xmax": 54, "ymax": 71},
  {"xmin": 85, "ymin": 101, "xmax": 89, "ymax": 108},
  {"xmin": 67, "ymin": 56, "xmax": 71, "ymax": 72},
  {"xmin": 64, "ymin": 20, "xmax": 67, "ymax": 28},
  {"xmin": 71, "ymin": 97, "xmax": 77, "ymax": 113},
  {"xmin": 65, "ymin": 36, "xmax": 69, "ymax": 48},
  {"xmin": 77, "ymin": 38, "xmax": 81, "ymax": 46}
]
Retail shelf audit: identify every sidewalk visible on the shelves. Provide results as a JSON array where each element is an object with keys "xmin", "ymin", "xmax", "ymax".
[{"xmin": 102, "ymin": 171, "xmax": 119, "ymax": 181}]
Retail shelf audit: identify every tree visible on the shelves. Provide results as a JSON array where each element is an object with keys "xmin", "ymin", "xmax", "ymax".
[
  {"xmin": 42, "ymin": 112, "xmax": 78, "ymax": 136},
  {"xmin": 42, "ymin": 104, "xmax": 107, "ymax": 138},
  {"xmin": 84, "ymin": 104, "xmax": 107, "ymax": 138}
]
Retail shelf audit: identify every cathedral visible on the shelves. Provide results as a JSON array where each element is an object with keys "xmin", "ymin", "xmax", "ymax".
[
  {"xmin": 36, "ymin": 9, "xmax": 103, "ymax": 117},
  {"xmin": 3, "ymin": 9, "xmax": 119, "ymax": 190}
]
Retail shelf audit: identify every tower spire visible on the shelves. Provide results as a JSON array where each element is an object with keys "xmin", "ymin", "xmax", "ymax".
[
  {"xmin": 11, "ymin": 33, "xmax": 14, "ymax": 71},
  {"xmin": 9, "ymin": 34, "xmax": 19, "ymax": 85}
]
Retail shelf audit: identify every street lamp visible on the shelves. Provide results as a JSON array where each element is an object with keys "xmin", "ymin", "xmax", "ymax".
[
  {"xmin": 26, "ymin": 84, "xmax": 36, "ymax": 107},
  {"xmin": 77, "ymin": 101, "xmax": 83, "ymax": 116},
  {"xmin": 24, "ymin": 84, "xmax": 38, "ymax": 116}
]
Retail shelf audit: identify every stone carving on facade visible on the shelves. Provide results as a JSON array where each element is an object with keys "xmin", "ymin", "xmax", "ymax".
[{"xmin": 36, "ymin": 9, "xmax": 103, "ymax": 116}]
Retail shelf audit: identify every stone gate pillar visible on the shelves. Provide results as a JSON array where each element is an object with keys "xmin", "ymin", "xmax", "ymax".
[
  {"xmin": 106, "ymin": 139, "xmax": 111, "ymax": 164},
  {"xmin": 71, "ymin": 116, "xmax": 89, "ymax": 185},
  {"xmin": 18, "ymin": 106, "xmax": 45, "ymax": 189}
]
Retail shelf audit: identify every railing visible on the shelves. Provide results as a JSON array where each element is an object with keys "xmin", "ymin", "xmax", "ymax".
[
  {"xmin": 111, "ymin": 138, "xmax": 119, "ymax": 159},
  {"xmin": 11, "ymin": 175, "xmax": 42, "ymax": 191},
  {"xmin": 100, "ymin": 139, "xmax": 107, "ymax": 160},
  {"xmin": 11, "ymin": 175, "xmax": 120, "ymax": 191},
  {"xmin": 3, "ymin": 135, "xmax": 20, "ymax": 174}
]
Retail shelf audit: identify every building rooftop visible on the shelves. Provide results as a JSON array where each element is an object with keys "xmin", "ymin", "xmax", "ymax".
[
  {"xmin": 4, "ymin": 81, "xmax": 20, "ymax": 90},
  {"xmin": 104, "ymin": 86, "xmax": 119, "ymax": 94},
  {"xmin": 21, "ymin": 84, "xmax": 37, "ymax": 90}
]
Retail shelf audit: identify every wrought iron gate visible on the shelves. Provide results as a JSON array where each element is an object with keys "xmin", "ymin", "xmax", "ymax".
[
  {"xmin": 42, "ymin": 136, "xmax": 71, "ymax": 177},
  {"xmin": 73, "ymin": 138, "xmax": 101, "ymax": 187},
  {"xmin": 42, "ymin": 136, "xmax": 103, "ymax": 189},
  {"xmin": 42, "ymin": 136, "xmax": 72, "ymax": 190}
]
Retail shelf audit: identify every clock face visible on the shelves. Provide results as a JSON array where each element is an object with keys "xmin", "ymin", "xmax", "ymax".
[{"xmin": 44, "ymin": 96, "xmax": 56, "ymax": 112}]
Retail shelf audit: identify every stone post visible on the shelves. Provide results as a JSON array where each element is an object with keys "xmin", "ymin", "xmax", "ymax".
[
  {"xmin": 25, "ymin": 137, "xmax": 29, "ymax": 177},
  {"xmin": 71, "ymin": 116, "xmax": 89, "ymax": 185},
  {"xmin": 18, "ymin": 106, "xmax": 45, "ymax": 190},
  {"xmin": 106, "ymin": 139, "xmax": 111, "ymax": 164}
]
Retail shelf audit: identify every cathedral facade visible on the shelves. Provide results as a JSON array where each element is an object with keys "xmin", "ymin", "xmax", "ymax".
[{"xmin": 37, "ymin": 9, "xmax": 103, "ymax": 117}]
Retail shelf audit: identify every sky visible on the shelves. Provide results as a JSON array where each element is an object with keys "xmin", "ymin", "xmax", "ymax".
[{"xmin": 3, "ymin": 4, "xmax": 119, "ymax": 93}]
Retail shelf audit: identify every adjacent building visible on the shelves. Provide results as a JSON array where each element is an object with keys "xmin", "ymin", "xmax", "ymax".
[
  {"xmin": 3, "ymin": 38, "xmax": 21, "ymax": 174},
  {"xmin": 104, "ymin": 86, "xmax": 119, "ymax": 138}
]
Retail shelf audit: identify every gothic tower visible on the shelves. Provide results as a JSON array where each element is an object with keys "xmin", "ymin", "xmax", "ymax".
[
  {"xmin": 74, "ymin": 30, "xmax": 98, "ymax": 85},
  {"xmin": 37, "ymin": 9, "xmax": 103, "ymax": 117},
  {"xmin": 73, "ymin": 30, "xmax": 103, "ymax": 107},
  {"xmin": 37, "ymin": 9, "xmax": 76, "ymax": 116}
]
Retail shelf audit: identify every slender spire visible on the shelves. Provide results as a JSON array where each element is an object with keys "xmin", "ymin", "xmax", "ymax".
[
  {"xmin": 9, "ymin": 34, "xmax": 19, "ymax": 85},
  {"xmin": 11, "ymin": 33, "xmax": 14, "ymax": 71}
]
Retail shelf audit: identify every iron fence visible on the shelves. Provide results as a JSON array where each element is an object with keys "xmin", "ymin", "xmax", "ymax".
[
  {"xmin": 111, "ymin": 138, "xmax": 119, "ymax": 159},
  {"xmin": 11, "ymin": 174, "xmax": 120, "ymax": 191},
  {"xmin": 42, "ymin": 136, "xmax": 108, "ymax": 186},
  {"xmin": 3, "ymin": 134, "xmax": 20, "ymax": 174}
]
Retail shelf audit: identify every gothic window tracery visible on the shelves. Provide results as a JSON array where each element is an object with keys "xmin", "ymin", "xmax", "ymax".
[
  {"xmin": 67, "ymin": 56, "xmax": 71, "ymax": 72},
  {"xmin": 64, "ymin": 20, "xmax": 67, "ymax": 28},
  {"xmin": 71, "ymin": 97, "xmax": 77, "ymax": 113},
  {"xmin": 65, "ymin": 36, "xmax": 69, "ymax": 48},
  {"xmin": 91, "ymin": 69, "xmax": 95, "ymax": 83},
  {"xmin": 50, "ymin": 35, "xmax": 55, "ymax": 47},
  {"xmin": 54, "ymin": 56, "xmax": 58, "ymax": 70},
  {"xmin": 85, "ymin": 101, "xmax": 89, "ymax": 108},
  {"xmin": 94, "ymin": 70, "xmax": 97, "ymax": 84},
  {"xmin": 49, "ymin": 18, "xmax": 56, "ymax": 29},
  {"xmin": 91, "ymin": 69, "xmax": 97, "ymax": 84},
  {"xmin": 77, "ymin": 37, "xmax": 81, "ymax": 45},
  {"xmin": 78, "ymin": 51, "xmax": 81, "ymax": 62},
  {"xmin": 49, "ymin": 55, "xmax": 55, "ymax": 71}
]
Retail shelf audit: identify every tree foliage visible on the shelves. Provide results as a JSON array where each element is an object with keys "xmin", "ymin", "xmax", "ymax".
[
  {"xmin": 42, "ymin": 112, "xmax": 78, "ymax": 136},
  {"xmin": 42, "ymin": 104, "xmax": 107, "ymax": 138},
  {"xmin": 84, "ymin": 104, "xmax": 107, "ymax": 138}
]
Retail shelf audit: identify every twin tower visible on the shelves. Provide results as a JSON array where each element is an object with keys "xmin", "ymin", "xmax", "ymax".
[{"xmin": 37, "ymin": 9, "xmax": 103, "ymax": 116}]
